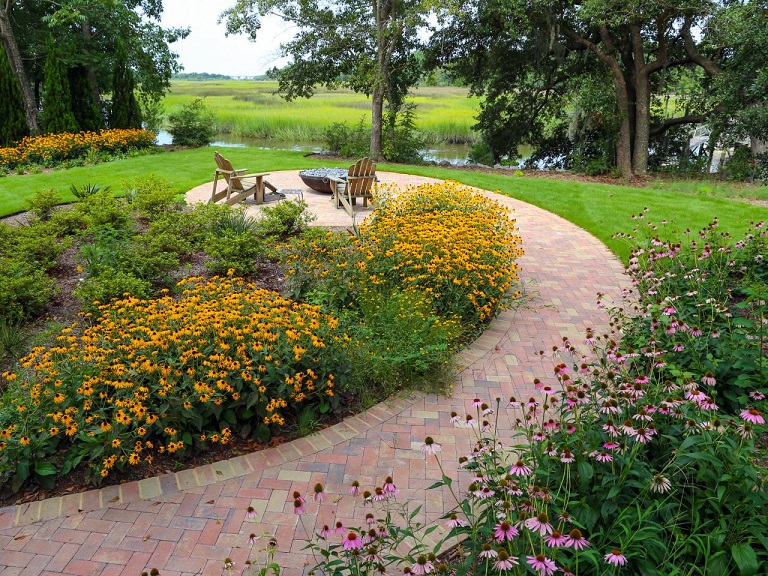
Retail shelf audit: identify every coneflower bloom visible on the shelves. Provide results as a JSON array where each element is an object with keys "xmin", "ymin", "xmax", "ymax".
[
  {"xmin": 313, "ymin": 483, "xmax": 326, "ymax": 503},
  {"xmin": 450, "ymin": 411, "xmax": 461, "ymax": 424},
  {"xmin": 293, "ymin": 498, "xmax": 305, "ymax": 515},
  {"xmin": 699, "ymin": 396, "xmax": 719, "ymax": 411},
  {"xmin": 293, "ymin": 491, "xmax": 306, "ymax": 503},
  {"xmin": 532, "ymin": 430, "xmax": 547, "ymax": 442},
  {"xmin": 493, "ymin": 521, "xmax": 519, "ymax": 542},
  {"xmin": 493, "ymin": 550, "xmax": 519, "ymax": 571},
  {"xmin": 318, "ymin": 525, "xmax": 332, "ymax": 538},
  {"xmin": 650, "ymin": 474, "xmax": 672, "ymax": 493},
  {"xmin": 604, "ymin": 549, "xmax": 628, "ymax": 566},
  {"xmin": 246, "ymin": 506, "xmax": 257, "ymax": 519},
  {"xmin": 365, "ymin": 513, "xmax": 376, "ymax": 525},
  {"xmin": 510, "ymin": 460, "xmax": 532, "ymax": 476},
  {"xmin": 524, "ymin": 512, "xmax": 553, "ymax": 536},
  {"xmin": 383, "ymin": 476, "xmax": 399, "ymax": 496},
  {"xmin": 349, "ymin": 480, "xmax": 361, "ymax": 496},
  {"xmin": 749, "ymin": 391, "xmax": 766, "ymax": 401},
  {"xmin": 526, "ymin": 554, "xmax": 558, "ymax": 575},
  {"xmin": 564, "ymin": 529, "xmax": 590, "ymax": 550},
  {"xmin": 446, "ymin": 513, "xmax": 467, "ymax": 528},
  {"xmin": 472, "ymin": 398, "xmax": 483, "ymax": 408},
  {"xmin": 560, "ymin": 448, "xmax": 575, "ymax": 463},
  {"xmin": 701, "ymin": 371, "xmax": 716, "ymax": 386},
  {"xmin": 411, "ymin": 555, "xmax": 433, "ymax": 574},
  {"xmin": 343, "ymin": 532, "xmax": 363, "ymax": 551},
  {"xmin": 421, "ymin": 437, "xmax": 442, "ymax": 454},
  {"xmin": 481, "ymin": 403, "xmax": 494, "ymax": 416},
  {"xmin": 544, "ymin": 530, "xmax": 568, "ymax": 547},
  {"xmin": 594, "ymin": 451, "xmax": 613, "ymax": 463},
  {"xmin": 372, "ymin": 487, "xmax": 388, "ymax": 501},
  {"xmin": 248, "ymin": 533, "xmax": 258, "ymax": 544},
  {"xmin": 478, "ymin": 543, "xmax": 498, "ymax": 559},
  {"xmin": 740, "ymin": 409, "xmax": 765, "ymax": 425},
  {"xmin": 630, "ymin": 427, "xmax": 655, "ymax": 444},
  {"xmin": 335, "ymin": 521, "xmax": 346, "ymax": 534}
]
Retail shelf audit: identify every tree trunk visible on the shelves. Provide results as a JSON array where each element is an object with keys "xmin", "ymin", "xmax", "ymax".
[
  {"xmin": 0, "ymin": 5, "xmax": 39, "ymax": 133},
  {"xmin": 80, "ymin": 19, "xmax": 102, "ymax": 110},
  {"xmin": 370, "ymin": 80, "xmax": 384, "ymax": 160}
]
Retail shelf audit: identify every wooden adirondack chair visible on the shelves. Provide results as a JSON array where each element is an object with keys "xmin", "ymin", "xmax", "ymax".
[
  {"xmin": 210, "ymin": 151, "xmax": 278, "ymax": 205},
  {"xmin": 329, "ymin": 158, "xmax": 378, "ymax": 217}
]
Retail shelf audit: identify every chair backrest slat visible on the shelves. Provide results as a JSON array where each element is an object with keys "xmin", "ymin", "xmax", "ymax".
[
  {"xmin": 346, "ymin": 158, "xmax": 376, "ymax": 197},
  {"xmin": 214, "ymin": 152, "xmax": 244, "ymax": 191}
]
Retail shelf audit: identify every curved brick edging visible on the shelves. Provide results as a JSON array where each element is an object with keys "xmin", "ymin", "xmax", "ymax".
[{"xmin": 0, "ymin": 173, "xmax": 629, "ymax": 576}]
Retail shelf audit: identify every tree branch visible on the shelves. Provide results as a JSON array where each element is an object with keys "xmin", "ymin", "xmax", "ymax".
[
  {"xmin": 682, "ymin": 17, "xmax": 721, "ymax": 77},
  {"xmin": 650, "ymin": 104, "xmax": 726, "ymax": 136}
]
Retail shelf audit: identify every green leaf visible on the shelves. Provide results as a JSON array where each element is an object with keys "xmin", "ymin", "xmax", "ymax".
[
  {"xmin": 34, "ymin": 461, "xmax": 57, "ymax": 476},
  {"xmin": 732, "ymin": 543, "xmax": 759, "ymax": 576},
  {"xmin": 255, "ymin": 422, "xmax": 271, "ymax": 443},
  {"xmin": 182, "ymin": 432, "xmax": 193, "ymax": 446}
]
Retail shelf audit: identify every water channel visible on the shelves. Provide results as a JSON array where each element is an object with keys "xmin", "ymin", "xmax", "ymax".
[{"xmin": 156, "ymin": 131, "xmax": 474, "ymax": 165}]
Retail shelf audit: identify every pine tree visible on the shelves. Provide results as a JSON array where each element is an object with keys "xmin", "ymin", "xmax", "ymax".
[
  {"xmin": 39, "ymin": 36, "xmax": 79, "ymax": 134},
  {"xmin": 0, "ymin": 43, "xmax": 28, "ymax": 146},
  {"xmin": 69, "ymin": 65, "xmax": 104, "ymax": 132},
  {"xmin": 109, "ymin": 41, "xmax": 142, "ymax": 129}
]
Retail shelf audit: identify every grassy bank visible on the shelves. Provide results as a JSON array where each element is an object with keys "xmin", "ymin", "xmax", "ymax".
[
  {"xmin": 162, "ymin": 80, "xmax": 479, "ymax": 144},
  {"xmin": 2, "ymin": 148, "xmax": 767, "ymax": 263}
]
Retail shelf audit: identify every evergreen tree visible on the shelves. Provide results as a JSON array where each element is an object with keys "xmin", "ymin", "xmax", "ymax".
[
  {"xmin": 109, "ymin": 41, "xmax": 142, "ymax": 129},
  {"xmin": 39, "ymin": 36, "xmax": 79, "ymax": 134},
  {"xmin": 0, "ymin": 43, "xmax": 28, "ymax": 146},
  {"xmin": 69, "ymin": 65, "xmax": 104, "ymax": 132}
]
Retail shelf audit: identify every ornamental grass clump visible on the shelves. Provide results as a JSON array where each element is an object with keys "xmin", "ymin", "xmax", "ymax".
[{"xmin": 0, "ymin": 274, "xmax": 348, "ymax": 491}]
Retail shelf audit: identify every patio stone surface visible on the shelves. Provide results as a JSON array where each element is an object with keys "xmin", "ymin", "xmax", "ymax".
[{"xmin": 0, "ymin": 170, "xmax": 629, "ymax": 575}]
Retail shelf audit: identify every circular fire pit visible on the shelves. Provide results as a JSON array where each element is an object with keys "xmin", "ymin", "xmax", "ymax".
[{"xmin": 299, "ymin": 168, "xmax": 348, "ymax": 194}]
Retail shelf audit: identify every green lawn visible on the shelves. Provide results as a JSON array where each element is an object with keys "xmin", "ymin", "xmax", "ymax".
[{"xmin": 2, "ymin": 147, "xmax": 766, "ymax": 263}]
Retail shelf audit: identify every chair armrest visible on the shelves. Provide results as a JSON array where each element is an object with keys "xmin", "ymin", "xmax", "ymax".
[
  {"xmin": 328, "ymin": 176, "xmax": 345, "ymax": 183},
  {"xmin": 239, "ymin": 172, "xmax": 270, "ymax": 178}
]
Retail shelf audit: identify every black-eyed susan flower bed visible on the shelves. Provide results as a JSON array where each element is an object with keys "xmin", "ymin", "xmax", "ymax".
[
  {"xmin": 284, "ymin": 181, "xmax": 523, "ymax": 327},
  {"xmin": 0, "ymin": 274, "xmax": 347, "ymax": 490},
  {"xmin": 0, "ymin": 128, "xmax": 156, "ymax": 169}
]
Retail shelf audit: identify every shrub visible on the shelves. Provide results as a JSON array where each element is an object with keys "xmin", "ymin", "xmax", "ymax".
[
  {"xmin": 72, "ymin": 266, "xmax": 153, "ymax": 313},
  {"xmin": 75, "ymin": 190, "xmax": 132, "ymax": 230},
  {"xmin": 0, "ymin": 222, "xmax": 69, "ymax": 271},
  {"xmin": 69, "ymin": 182, "xmax": 110, "ymax": 201},
  {"xmin": 258, "ymin": 199, "xmax": 316, "ymax": 238},
  {"xmin": 25, "ymin": 188, "xmax": 61, "ymax": 221},
  {"xmin": 0, "ymin": 275, "xmax": 347, "ymax": 489},
  {"xmin": 204, "ymin": 229, "xmax": 264, "ymax": 276},
  {"xmin": 167, "ymin": 98, "xmax": 216, "ymax": 147},
  {"xmin": 324, "ymin": 119, "xmax": 370, "ymax": 158},
  {"xmin": 0, "ymin": 258, "xmax": 57, "ymax": 321},
  {"xmin": 382, "ymin": 104, "xmax": 425, "ymax": 164},
  {"xmin": 124, "ymin": 174, "xmax": 182, "ymax": 220}
]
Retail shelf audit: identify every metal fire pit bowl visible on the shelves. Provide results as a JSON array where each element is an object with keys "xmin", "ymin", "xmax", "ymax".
[{"xmin": 299, "ymin": 168, "xmax": 348, "ymax": 193}]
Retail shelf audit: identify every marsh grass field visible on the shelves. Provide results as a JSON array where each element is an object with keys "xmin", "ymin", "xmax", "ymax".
[{"xmin": 162, "ymin": 80, "xmax": 480, "ymax": 144}]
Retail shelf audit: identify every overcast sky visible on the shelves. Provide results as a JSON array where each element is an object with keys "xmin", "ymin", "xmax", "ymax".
[{"xmin": 160, "ymin": 0, "xmax": 293, "ymax": 76}]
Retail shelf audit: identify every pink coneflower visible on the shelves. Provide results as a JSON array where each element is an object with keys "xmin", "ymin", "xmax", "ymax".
[
  {"xmin": 749, "ymin": 391, "xmax": 766, "ymax": 401},
  {"xmin": 604, "ymin": 549, "xmax": 628, "ymax": 566},
  {"xmin": 560, "ymin": 448, "xmax": 575, "ymax": 463},
  {"xmin": 673, "ymin": 343, "xmax": 685, "ymax": 352},
  {"xmin": 533, "ymin": 430, "xmax": 547, "ymax": 442},
  {"xmin": 595, "ymin": 451, "xmax": 613, "ymax": 463},
  {"xmin": 527, "ymin": 554, "xmax": 558, "ymax": 575},
  {"xmin": 421, "ymin": 437, "xmax": 442, "ymax": 454},
  {"xmin": 544, "ymin": 419, "xmax": 560, "ymax": 431},
  {"xmin": 604, "ymin": 441, "xmax": 619, "ymax": 450},
  {"xmin": 740, "ymin": 409, "xmax": 765, "ymax": 425},
  {"xmin": 603, "ymin": 420, "xmax": 620, "ymax": 437},
  {"xmin": 446, "ymin": 513, "xmax": 467, "ymax": 528},
  {"xmin": 544, "ymin": 530, "xmax": 568, "ymax": 547},
  {"xmin": 450, "ymin": 411, "xmax": 461, "ymax": 424},
  {"xmin": 343, "ymin": 532, "xmax": 363, "ymax": 551},
  {"xmin": 292, "ymin": 490, "xmax": 306, "ymax": 503},
  {"xmin": 510, "ymin": 460, "xmax": 532, "ymax": 476},
  {"xmin": 737, "ymin": 423, "xmax": 754, "ymax": 439},
  {"xmin": 479, "ymin": 543, "xmax": 498, "ymax": 559},
  {"xmin": 699, "ymin": 396, "xmax": 719, "ymax": 411},
  {"xmin": 318, "ymin": 525, "xmax": 332, "ymax": 538},
  {"xmin": 365, "ymin": 513, "xmax": 376, "ymax": 525},
  {"xmin": 631, "ymin": 427, "xmax": 655, "ymax": 444},
  {"xmin": 493, "ymin": 521, "xmax": 519, "ymax": 542},
  {"xmin": 313, "ymin": 483, "xmax": 326, "ymax": 503},
  {"xmin": 333, "ymin": 521, "xmax": 345, "ymax": 535},
  {"xmin": 701, "ymin": 371, "xmax": 716, "ymax": 386},
  {"xmin": 248, "ymin": 533, "xmax": 258, "ymax": 544},
  {"xmin": 401, "ymin": 567, "xmax": 413, "ymax": 575},
  {"xmin": 364, "ymin": 546, "xmax": 383, "ymax": 565},
  {"xmin": 600, "ymin": 400, "xmax": 621, "ymax": 414},
  {"xmin": 650, "ymin": 474, "xmax": 671, "ymax": 493},
  {"xmin": 525, "ymin": 512, "xmax": 553, "ymax": 536},
  {"xmin": 382, "ymin": 476, "xmax": 399, "ymax": 496},
  {"xmin": 689, "ymin": 326, "xmax": 703, "ymax": 337},
  {"xmin": 541, "ymin": 385, "xmax": 557, "ymax": 396},
  {"xmin": 508, "ymin": 396, "xmax": 521, "ymax": 407},
  {"xmin": 293, "ymin": 498, "xmax": 305, "ymax": 515},
  {"xmin": 411, "ymin": 555, "xmax": 433, "ymax": 574},
  {"xmin": 564, "ymin": 528, "xmax": 590, "ymax": 550},
  {"xmin": 472, "ymin": 398, "xmax": 483, "ymax": 408},
  {"xmin": 559, "ymin": 510, "xmax": 573, "ymax": 524},
  {"xmin": 246, "ymin": 506, "xmax": 257, "ymax": 519},
  {"xmin": 477, "ymin": 486, "xmax": 496, "ymax": 499},
  {"xmin": 481, "ymin": 403, "xmax": 494, "ymax": 416},
  {"xmin": 565, "ymin": 424, "xmax": 577, "ymax": 434},
  {"xmin": 493, "ymin": 550, "xmax": 519, "ymax": 571}
]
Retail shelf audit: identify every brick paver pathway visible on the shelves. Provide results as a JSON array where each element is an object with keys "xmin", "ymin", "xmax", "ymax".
[{"xmin": 0, "ymin": 171, "xmax": 628, "ymax": 576}]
